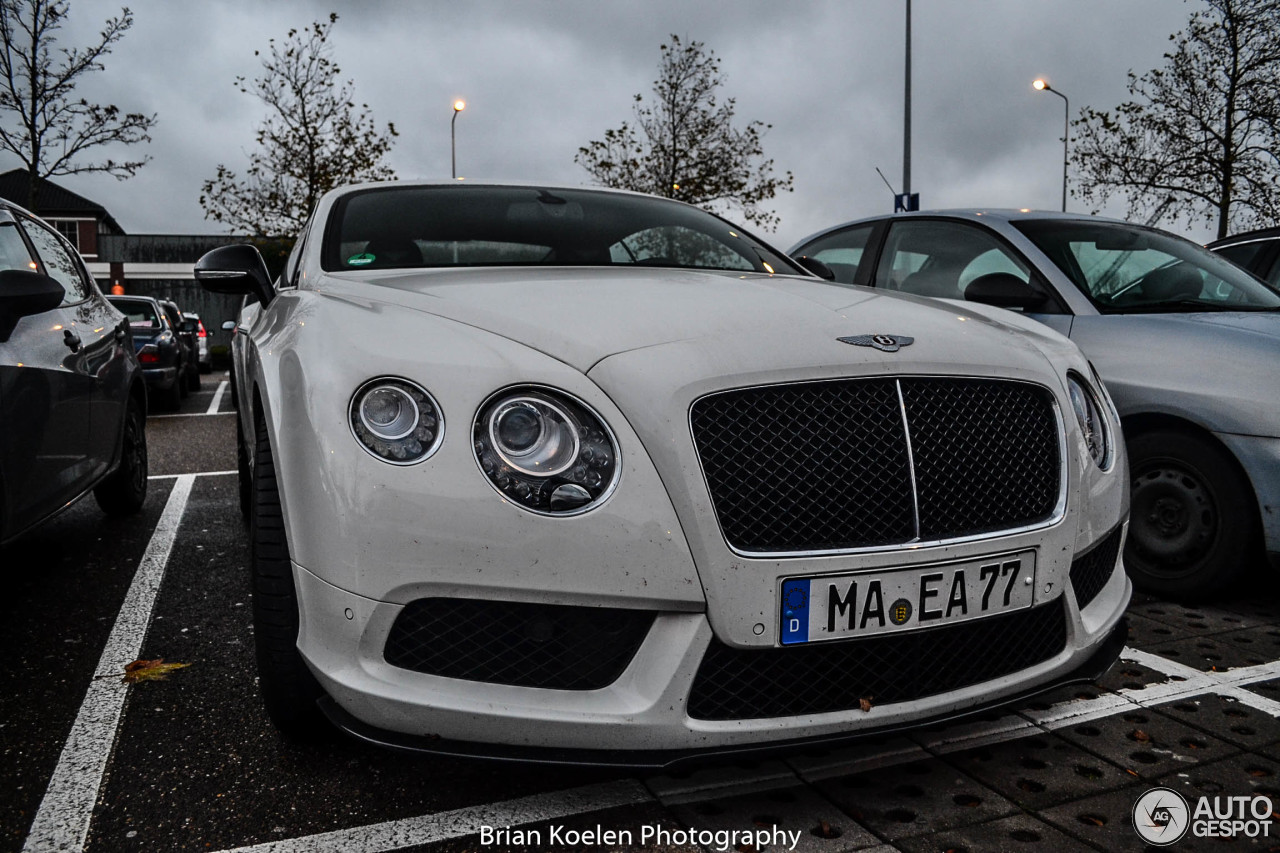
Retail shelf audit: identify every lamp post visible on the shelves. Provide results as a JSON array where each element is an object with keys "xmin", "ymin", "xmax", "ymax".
[
  {"xmin": 451, "ymin": 99, "xmax": 466, "ymax": 179},
  {"xmin": 1033, "ymin": 79, "xmax": 1069, "ymax": 212}
]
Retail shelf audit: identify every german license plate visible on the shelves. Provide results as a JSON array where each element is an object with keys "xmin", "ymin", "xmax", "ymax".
[{"xmin": 780, "ymin": 550, "xmax": 1037, "ymax": 644}]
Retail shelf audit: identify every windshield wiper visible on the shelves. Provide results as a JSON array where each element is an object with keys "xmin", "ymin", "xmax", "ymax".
[{"xmin": 1104, "ymin": 299, "xmax": 1279, "ymax": 314}]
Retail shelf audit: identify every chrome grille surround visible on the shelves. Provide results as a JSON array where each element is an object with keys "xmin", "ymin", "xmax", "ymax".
[{"xmin": 689, "ymin": 376, "xmax": 1068, "ymax": 557}]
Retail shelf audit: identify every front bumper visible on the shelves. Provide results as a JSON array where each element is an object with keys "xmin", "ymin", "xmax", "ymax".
[{"xmin": 295, "ymin": 538, "xmax": 1130, "ymax": 759}]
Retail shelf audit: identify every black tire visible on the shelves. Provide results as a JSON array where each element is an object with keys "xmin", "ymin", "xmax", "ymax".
[
  {"xmin": 250, "ymin": 404, "xmax": 327, "ymax": 738},
  {"xmin": 188, "ymin": 364, "xmax": 201, "ymax": 391},
  {"xmin": 178, "ymin": 368, "xmax": 189, "ymax": 399},
  {"xmin": 94, "ymin": 395, "xmax": 148, "ymax": 515},
  {"xmin": 1125, "ymin": 430, "xmax": 1256, "ymax": 598},
  {"xmin": 236, "ymin": 421, "xmax": 251, "ymax": 521}
]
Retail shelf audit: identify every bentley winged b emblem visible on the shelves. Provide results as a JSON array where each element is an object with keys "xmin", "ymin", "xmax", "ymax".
[{"xmin": 838, "ymin": 334, "xmax": 915, "ymax": 353}]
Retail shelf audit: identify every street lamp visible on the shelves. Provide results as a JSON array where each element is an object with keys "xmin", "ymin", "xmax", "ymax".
[
  {"xmin": 451, "ymin": 99, "xmax": 466, "ymax": 179},
  {"xmin": 1033, "ymin": 79, "xmax": 1069, "ymax": 212}
]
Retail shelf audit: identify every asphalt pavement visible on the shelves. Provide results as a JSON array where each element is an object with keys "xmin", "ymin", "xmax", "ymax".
[{"xmin": 4, "ymin": 376, "xmax": 1280, "ymax": 853}]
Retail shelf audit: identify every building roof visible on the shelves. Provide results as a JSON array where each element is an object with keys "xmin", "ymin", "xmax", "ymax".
[{"xmin": 0, "ymin": 169, "xmax": 125, "ymax": 234}]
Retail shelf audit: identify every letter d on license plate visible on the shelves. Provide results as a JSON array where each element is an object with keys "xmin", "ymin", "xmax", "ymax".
[{"xmin": 780, "ymin": 550, "xmax": 1037, "ymax": 644}]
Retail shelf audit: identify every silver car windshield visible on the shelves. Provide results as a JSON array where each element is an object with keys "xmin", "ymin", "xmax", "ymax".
[
  {"xmin": 322, "ymin": 185, "xmax": 800, "ymax": 276},
  {"xmin": 1014, "ymin": 220, "xmax": 1280, "ymax": 313}
]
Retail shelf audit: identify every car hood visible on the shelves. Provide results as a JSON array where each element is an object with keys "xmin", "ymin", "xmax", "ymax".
[{"xmin": 320, "ymin": 266, "xmax": 1065, "ymax": 375}]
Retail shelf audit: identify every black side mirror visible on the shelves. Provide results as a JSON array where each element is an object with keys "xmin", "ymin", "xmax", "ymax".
[
  {"xmin": 0, "ymin": 269, "xmax": 63, "ymax": 343},
  {"xmin": 964, "ymin": 273, "xmax": 1048, "ymax": 311},
  {"xmin": 179, "ymin": 319, "xmax": 197, "ymax": 333},
  {"xmin": 793, "ymin": 255, "xmax": 836, "ymax": 281},
  {"xmin": 195, "ymin": 244, "xmax": 274, "ymax": 307}
]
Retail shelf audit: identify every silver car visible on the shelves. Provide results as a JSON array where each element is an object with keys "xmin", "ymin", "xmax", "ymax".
[{"xmin": 791, "ymin": 211, "xmax": 1280, "ymax": 598}]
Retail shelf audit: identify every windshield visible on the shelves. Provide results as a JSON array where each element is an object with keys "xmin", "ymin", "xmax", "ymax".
[
  {"xmin": 1013, "ymin": 220, "xmax": 1280, "ymax": 313},
  {"xmin": 322, "ymin": 185, "xmax": 801, "ymax": 276}
]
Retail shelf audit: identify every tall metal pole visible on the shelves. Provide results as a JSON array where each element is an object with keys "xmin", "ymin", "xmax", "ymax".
[
  {"xmin": 1059, "ymin": 90, "xmax": 1069, "ymax": 212},
  {"xmin": 903, "ymin": 0, "xmax": 911, "ymax": 198},
  {"xmin": 451, "ymin": 109, "xmax": 459, "ymax": 180}
]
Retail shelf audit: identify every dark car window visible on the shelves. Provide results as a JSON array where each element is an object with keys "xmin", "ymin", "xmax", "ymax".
[
  {"xmin": 1015, "ymin": 220, "xmax": 1280, "ymax": 312},
  {"xmin": 0, "ymin": 221, "xmax": 35, "ymax": 272},
  {"xmin": 112, "ymin": 299, "xmax": 162, "ymax": 331},
  {"xmin": 874, "ymin": 220, "xmax": 1033, "ymax": 299},
  {"xmin": 21, "ymin": 215, "xmax": 89, "ymax": 305},
  {"xmin": 323, "ymin": 185, "xmax": 800, "ymax": 276},
  {"xmin": 1214, "ymin": 241, "xmax": 1267, "ymax": 271},
  {"xmin": 792, "ymin": 224, "xmax": 875, "ymax": 284}
]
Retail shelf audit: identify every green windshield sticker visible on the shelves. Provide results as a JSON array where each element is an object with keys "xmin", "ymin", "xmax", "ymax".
[{"xmin": 348, "ymin": 253, "xmax": 375, "ymax": 266}]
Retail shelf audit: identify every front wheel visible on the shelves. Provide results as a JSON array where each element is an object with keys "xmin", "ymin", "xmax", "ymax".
[
  {"xmin": 1125, "ymin": 430, "xmax": 1256, "ymax": 599},
  {"xmin": 94, "ymin": 396, "xmax": 148, "ymax": 515},
  {"xmin": 250, "ymin": 404, "xmax": 327, "ymax": 738}
]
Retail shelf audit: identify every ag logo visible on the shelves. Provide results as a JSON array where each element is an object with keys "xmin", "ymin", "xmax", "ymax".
[
  {"xmin": 1133, "ymin": 787, "xmax": 1190, "ymax": 845},
  {"xmin": 889, "ymin": 598, "xmax": 912, "ymax": 626}
]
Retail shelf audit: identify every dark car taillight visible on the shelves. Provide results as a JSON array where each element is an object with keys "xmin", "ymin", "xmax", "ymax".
[
  {"xmin": 138, "ymin": 345, "xmax": 160, "ymax": 364},
  {"xmin": 196, "ymin": 321, "xmax": 207, "ymax": 338}
]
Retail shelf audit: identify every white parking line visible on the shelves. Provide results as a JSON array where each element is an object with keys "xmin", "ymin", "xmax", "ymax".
[
  {"xmin": 207, "ymin": 379, "xmax": 229, "ymax": 415},
  {"xmin": 149, "ymin": 470, "xmax": 237, "ymax": 480},
  {"xmin": 216, "ymin": 780, "xmax": 652, "ymax": 853},
  {"xmin": 22, "ymin": 475, "xmax": 195, "ymax": 853}
]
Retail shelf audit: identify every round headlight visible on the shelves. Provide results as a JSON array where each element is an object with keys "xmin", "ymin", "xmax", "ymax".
[
  {"xmin": 474, "ymin": 387, "xmax": 619, "ymax": 515},
  {"xmin": 1067, "ymin": 374, "xmax": 1110, "ymax": 469},
  {"xmin": 350, "ymin": 377, "xmax": 443, "ymax": 465}
]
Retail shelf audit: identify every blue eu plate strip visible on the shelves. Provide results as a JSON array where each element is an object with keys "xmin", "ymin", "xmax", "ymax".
[{"xmin": 780, "ymin": 578, "xmax": 810, "ymax": 645}]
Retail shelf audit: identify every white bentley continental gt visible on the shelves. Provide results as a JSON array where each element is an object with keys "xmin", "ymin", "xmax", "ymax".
[{"xmin": 196, "ymin": 182, "xmax": 1130, "ymax": 767}]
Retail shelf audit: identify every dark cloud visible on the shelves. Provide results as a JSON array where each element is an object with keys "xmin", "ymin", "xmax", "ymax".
[{"xmin": 3, "ymin": 0, "xmax": 1205, "ymax": 243}]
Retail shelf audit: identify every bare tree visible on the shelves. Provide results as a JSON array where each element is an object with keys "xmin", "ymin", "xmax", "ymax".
[
  {"xmin": 0, "ymin": 0, "xmax": 156, "ymax": 212},
  {"xmin": 576, "ymin": 35, "xmax": 793, "ymax": 230},
  {"xmin": 200, "ymin": 14, "xmax": 397, "ymax": 237},
  {"xmin": 1073, "ymin": 0, "xmax": 1280, "ymax": 238}
]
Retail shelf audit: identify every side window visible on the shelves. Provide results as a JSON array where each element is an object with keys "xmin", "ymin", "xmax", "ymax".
[
  {"xmin": 0, "ymin": 221, "xmax": 35, "ymax": 273},
  {"xmin": 22, "ymin": 216, "xmax": 90, "ymax": 305},
  {"xmin": 875, "ymin": 221, "xmax": 1031, "ymax": 300},
  {"xmin": 793, "ymin": 225, "xmax": 874, "ymax": 284}
]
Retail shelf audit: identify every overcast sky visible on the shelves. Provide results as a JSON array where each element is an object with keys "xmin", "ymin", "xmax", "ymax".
[{"xmin": 1, "ymin": 0, "xmax": 1212, "ymax": 248}]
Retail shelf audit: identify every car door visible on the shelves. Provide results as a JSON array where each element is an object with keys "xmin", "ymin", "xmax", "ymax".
[
  {"xmin": 0, "ymin": 212, "xmax": 97, "ymax": 537},
  {"xmin": 868, "ymin": 219, "xmax": 1075, "ymax": 336}
]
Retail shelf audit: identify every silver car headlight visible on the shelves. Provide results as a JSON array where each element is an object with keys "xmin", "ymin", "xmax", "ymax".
[
  {"xmin": 349, "ymin": 377, "xmax": 444, "ymax": 464},
  {"xmin": 473, "ymin": 386, "xmax": 620, "ymax": 515},
  {"xmin": 1067, "ymin": 373, "xmax": 1111, "ymax": 470}
]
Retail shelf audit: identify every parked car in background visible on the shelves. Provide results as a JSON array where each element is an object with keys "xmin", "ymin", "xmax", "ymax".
[
  {"xmin": 185, "ymin": 311, "xmax": 212, "ymax": 373},
  {"xmin": 1208, "ymin": 227, "xmax": 1280, "ymax": 289},
  {"xmin": 196, "ymin": 182, "xmax": 1128, "ymax": 764},
  {"xmin": 159, "ymin": 298, "xmax": 200, "ymax": 391},
  {"xmin": 0, "ymin": 199, "xmax": 148, "ymax": 543},
  {"xmin": 107, "ymin": 294, "xmax": 186, "ymax": 411},
  {"xmin": 791, "ymin": 210, "xmax": 1280, "ymax": 597}
]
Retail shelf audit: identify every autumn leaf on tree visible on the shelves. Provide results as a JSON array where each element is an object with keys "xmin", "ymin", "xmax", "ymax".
[{"xmin": 121, "ymin": 658, "xmax": 191, "ymax": 684}]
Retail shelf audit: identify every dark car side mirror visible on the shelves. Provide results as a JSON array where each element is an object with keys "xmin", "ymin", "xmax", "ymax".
[
  {"xmin": 793, "ymin": 255, "xmax": 836, "ymax": 281},
  {"xmin": 195, "ymin": 244, "xmax": 275, "ymax": 307},
  {"xmin": 963, "ymin": 273, "xmax": 1048, "ymax": 311},
  {"xmin": 179, "ymin": 319, "xmax": 197, "ymax": 334},
  {"xmin": 0, "ymin": 269, "xmax": 64, "ymax": 343}
]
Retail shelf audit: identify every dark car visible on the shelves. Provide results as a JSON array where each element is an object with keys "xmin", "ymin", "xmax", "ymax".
[
  {"xmin": 185, "ymin": 312, "xmax": 212, "ymax": 373},
  {"xmin": 107, "ymin": 295, "xmax": 186, "ymax": 411},
  {"xmin": 1208, "ymin": 227, "xmax": 1280, "ymax": 289},
  {"xmin": 0, "ymin": 201, "xmax": 148, "ymax": 543},
  {"xmin": 159, "ymin": 298, "xmax": 200, "ymax": 391}
]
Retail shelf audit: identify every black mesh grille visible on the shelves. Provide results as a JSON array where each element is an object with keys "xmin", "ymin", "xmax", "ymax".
[
  {"xmin": 1070, "ymin": 527, "xmax": 1123, "ymax": 609},
  {"xmin": 688, "ymin": 600, "xmax": 1067, "ymax": 720},
  {"xmin": 901, "ymin": 379, "xmax": 1061, "ymax": 539},
  {"xmin": 384, "ymin": 598, "xmax": 654, "ymax": 690},
  {"xmin": 690, "ymin": 378, "xmax": 1061, "ymax": 553}
]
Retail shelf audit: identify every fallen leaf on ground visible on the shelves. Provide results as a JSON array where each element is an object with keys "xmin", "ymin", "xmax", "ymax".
[
  {"xmin": 122, "ymin": 659, "xmax": 191, "ymax": 684},
  {"xmin": 1131, "ymin": 729, "xmax": 1151, "ymax": 742},
  {"xmin": 859, "ymin": 697, "xmax": 874, "ymax": 712}
]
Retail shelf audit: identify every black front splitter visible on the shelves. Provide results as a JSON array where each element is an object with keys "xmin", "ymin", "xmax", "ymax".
[{"xmin": 318, "ymin": 616, "xmax": 1128, "ymax": 772}]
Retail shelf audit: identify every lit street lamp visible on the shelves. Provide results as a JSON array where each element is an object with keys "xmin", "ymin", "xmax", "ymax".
[
  {"xmin": 451, "ymin": 99, "xmax": 466, "ymax": 179},
  {"xmin": 1033, "ymin": 78, "xmax": 1069, "ymax": 212}
]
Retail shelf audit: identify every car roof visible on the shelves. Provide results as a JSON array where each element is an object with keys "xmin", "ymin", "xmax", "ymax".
[
  {"xmin": 1207, "ymin": 226, "xmax": 1280, "ymax": 249},
  {"xmin": 791, "ymin": 209, "xmax": 1132, "ymax": 250}
]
